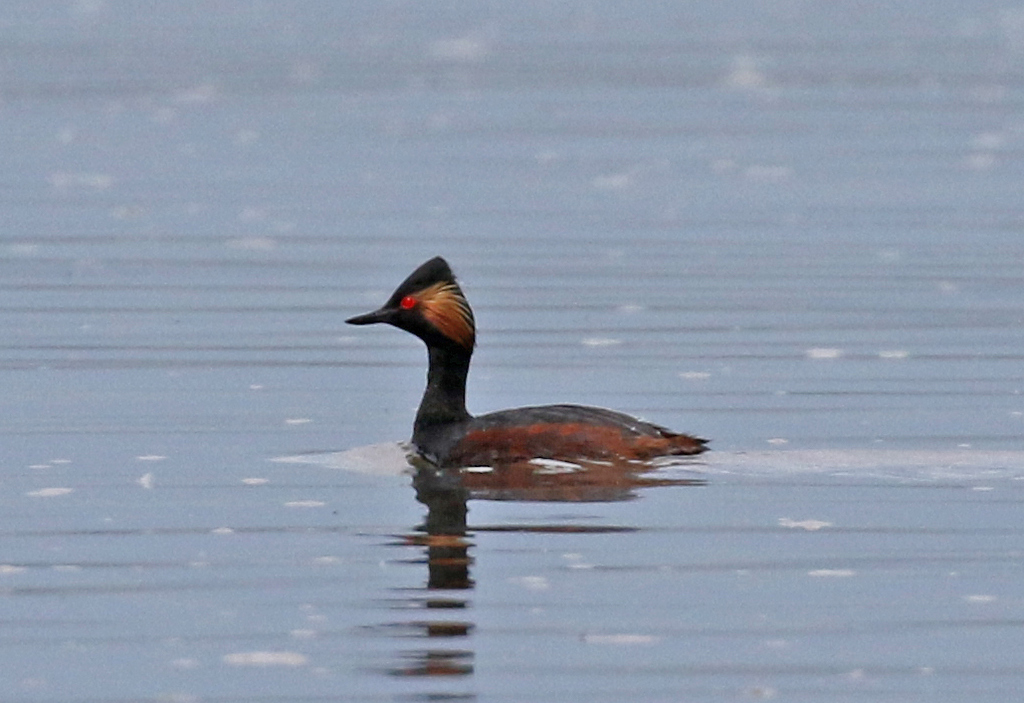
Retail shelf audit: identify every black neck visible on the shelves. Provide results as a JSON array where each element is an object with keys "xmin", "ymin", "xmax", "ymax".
[{"xmin": 413, "ymin": 344, "xmax": 473, "ymax": 442}]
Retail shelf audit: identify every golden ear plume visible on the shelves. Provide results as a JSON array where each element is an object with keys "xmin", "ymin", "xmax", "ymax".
[{"xmin": 416, "ymin": 282, "xmax": 476, "ymax": 349}]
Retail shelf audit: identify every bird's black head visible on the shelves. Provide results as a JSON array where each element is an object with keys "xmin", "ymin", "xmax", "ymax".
[{"xmin": 346, "ymin": 256, "xmax": 476, "ymax": 351}]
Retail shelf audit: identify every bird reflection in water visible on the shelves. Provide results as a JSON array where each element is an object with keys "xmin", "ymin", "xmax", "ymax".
[
  {"xmin": 384, "ymin": 462, "xmax": 474, "ymax": 679},
  {"xmin": 383, "ymin": 452, "xmax": 704, "ymax": 681}
]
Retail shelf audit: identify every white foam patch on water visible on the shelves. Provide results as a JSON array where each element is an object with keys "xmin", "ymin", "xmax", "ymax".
[
  {"xmin": 964, "ymin": 594, "xmax": 997, "ymax": 604},
  {"xmin": 169, "ymin": 658, "xmax": 199, "ymax": 670},
  {"xmin": 563, "ymin": 553, "xmax": 594, "ymax": 570},
  {"xmin": 808, "ymin": 569, "xmax": 856, "ymax": 578},
  {"xmin": 583, "ymin": 633, "xmax": 661, "ymax": 645},
  {"xmin": 222, "ymin": 651, "xmax": 308, "ymax": 667},
  {"xmin": 274, "ymin": 445, "xmax": 1024, "ymax": 484},
  {"xmin": 428, "ymin": 34, "xmax": 491, "ymax": 61},
  {"xmin": 779, "ymin": 518, "xmax": 832, "ymax": 531},
  {"xmin": 679, "ymin": 371, "xmax": 712, "ymax": 380},
  {"xmin": 712, "ymin": 449, "xmax": 1024, "ymax": 482},
  {"xmin": 805, "ymin": 347, "xmax": 844, "ymax": 359},
  {"xmin": 510, "ymin": 576, "xmax": 549, "ymax": 591},
  {"xmin": 25, "ymin": 487, "xmax": 73, "ymax": 498},
  {"xmin": 581, "ymin": 337, "xmax": 622, "ymax": 347},
  {"xmin": 272, "ymin": 442, "xmax": 414, "ymax": 476},
  {"xmin": 745, "ymin": 165, "xmax": 792, "ymax": 182},
  {"xmin": 284, "ymin": 500, "xmax": 326, "ymax": 509},
  {"xmin": 723, "ymin": 55, "xmax": 769, "ymax": 90},
  {"xmin": 226, "ymin": 236, "xmax": 276, "ymax": 251},
  {"xmin": 592, "ymin": 171, "xmax": 634, "ymax": 190},
  {"xmin": 49, "ymin": 171, "xmax": 114, "ymax": 190}
]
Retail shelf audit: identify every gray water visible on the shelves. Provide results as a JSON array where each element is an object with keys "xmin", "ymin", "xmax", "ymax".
[{"xmin": 2, "ymin": 2, "xmax": 1023, "ymax": 701}]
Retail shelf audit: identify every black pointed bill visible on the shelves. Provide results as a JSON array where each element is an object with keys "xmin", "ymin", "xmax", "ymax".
[{"xmin": 345, "ymin": 307, "xmax": 392, "ymax": 325}]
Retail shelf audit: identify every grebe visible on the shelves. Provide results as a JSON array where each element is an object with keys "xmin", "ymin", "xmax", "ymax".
[{"xmin": 347, "ymin": 257, "xmax": 707, "ymax": 468}]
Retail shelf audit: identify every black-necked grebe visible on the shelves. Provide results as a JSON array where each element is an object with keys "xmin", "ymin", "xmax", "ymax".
[{"xmin": 347, "ymin": 257, "xmax": 707, "ymax": 468}]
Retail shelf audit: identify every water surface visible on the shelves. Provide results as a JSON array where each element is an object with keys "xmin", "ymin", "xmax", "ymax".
[{"xmin": 1, "ymin": 2, "xmax": 1023, "ymax": 701}]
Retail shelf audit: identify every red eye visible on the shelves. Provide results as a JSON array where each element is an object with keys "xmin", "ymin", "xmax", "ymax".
[{"xmin": 399, "ymin": 295, "xmax": 417, "ymax": 310}]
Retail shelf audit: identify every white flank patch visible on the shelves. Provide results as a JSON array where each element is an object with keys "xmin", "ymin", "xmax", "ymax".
[
  {"xmin": 137, "ymin": 473, "xmax": 155, "ymax": 489},
  {"xmin": 528, "ymin": 458, "xmax": 582, "ymax": 474}
]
